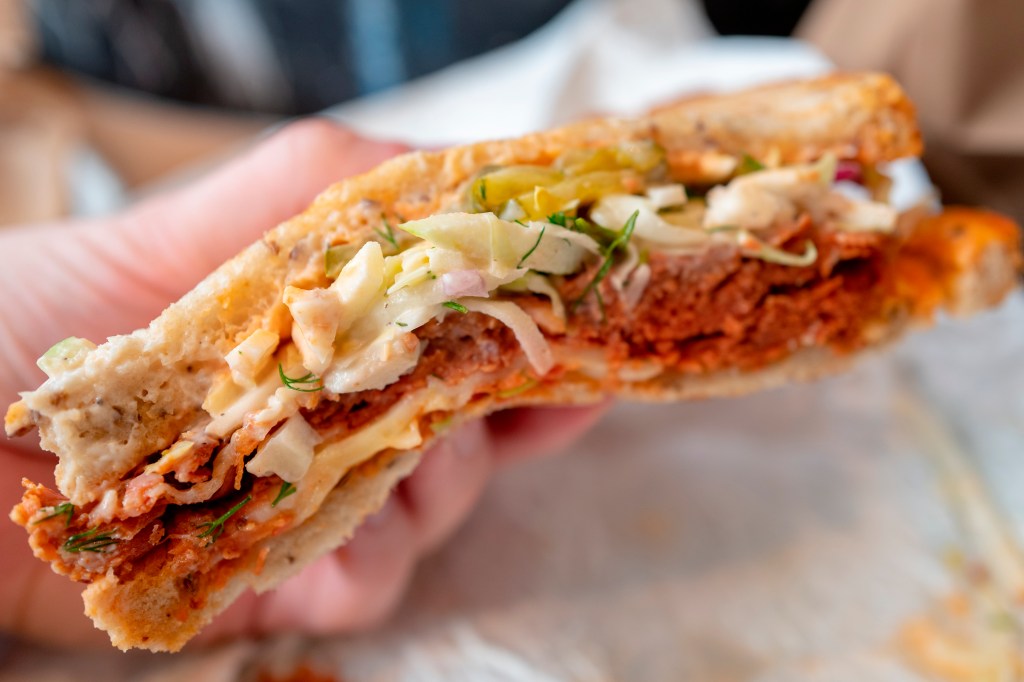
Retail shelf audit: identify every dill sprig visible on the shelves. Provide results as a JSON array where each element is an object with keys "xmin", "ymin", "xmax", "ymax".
[
  {"xmin": 272, "ymin": 482, "xmax": 297, "ymax": 507},
  {"xmin": 565, "ymin": 215, "xmax": 617, "ymax": 248},
  {"xmin": 517, "ymin": 223, "xmax": 546, "ymax": 268},
  {"xmin": 34, "ymin": 501, "xmax": 74, "ymax": 527},
  {"xmin": 443, "ymin": 301, "xmax": 469, "ymax": 314},
  {"xmin": 571, "ymin": 209, "xmax": 639, "ymax": 314},
  {"xmin": 374, "ymin": 214, "xmax": 399, "ymax": 250},
  {"xmin": 278, "ymin": 363, "xmax": 324, "ymax": 393},
  {"xmin": 546, "ymin": 211, "xmax": 568, "ymax": 227},
  {"xmin": 63, "ymin": 527, "xmax": 119, "ymax": 553},
  {"xmin": 736, "ymin": 153, "xmax": 765, "ymax": 175},
  {"xmin": 197, "ymin": 495, "xmax": 252, "ymax": 544}
]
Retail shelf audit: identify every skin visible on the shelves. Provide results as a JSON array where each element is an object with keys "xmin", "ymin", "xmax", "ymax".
[{"xmin": 0, "ymin": 120, "xmax": 608, "ymax": 648}]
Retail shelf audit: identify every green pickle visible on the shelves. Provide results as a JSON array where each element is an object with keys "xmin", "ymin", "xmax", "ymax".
[
  {"xmin": 467, "ymin": 141, "xmax": 666, "ymax": 219},
  {"xmin": 469, "ymin": 166, "xmax": 564, "ymax": 212},
  {"xmin": 516, "ymin": 170, "xmax": 643, "ymax": 220},
  {"xmin": 555, "ymin": 140, "xmax": 664, "ymax": 176}
]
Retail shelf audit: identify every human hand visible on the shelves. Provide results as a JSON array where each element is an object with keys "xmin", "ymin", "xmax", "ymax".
[{"xmin": 0, "ymin": 120, "xmax": 608, "ymax": 648}]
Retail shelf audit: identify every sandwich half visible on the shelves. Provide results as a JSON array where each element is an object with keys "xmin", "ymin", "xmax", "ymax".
[{"xmin": 6, "ymin": 73, "xmax": 1022, "ymax": 651}]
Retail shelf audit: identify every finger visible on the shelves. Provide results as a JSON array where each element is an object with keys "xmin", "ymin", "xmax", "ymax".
[
  {"xmin": 486, "ymin": 401, "xmax": 612, "ymax": 464},
  {"xmin": 0, "ymin": 449, "xmax": 109, "ymax": 648},
  {"xmin": 201, "ymin": 421, "xmax": 496, "ymax": 641},
  {"xmin": 0, "ymin": 120, "xmax": 410, "ymax": 391},
  {"xmin": 396, "ymin": 419, "xmax": 494, "ymax": 553},
  {"xmin": 110, "ymin": 119, "xmax": 411, "ymax": 303},
  {"xmin": 250, "ymin": 496, "xmax": 420, "ymax": 636}
]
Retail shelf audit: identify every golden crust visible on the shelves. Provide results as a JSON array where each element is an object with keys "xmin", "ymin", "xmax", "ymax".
[
  {"xmin": 9, "ymin": 73, "xmax": 1021, "ymax": 651},
  {"xmin": 651, "ymin": 72, "xmax": 923, "ymax": 183}
]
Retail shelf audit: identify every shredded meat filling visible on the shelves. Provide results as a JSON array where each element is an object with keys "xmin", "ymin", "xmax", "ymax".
[{"xmin": 560, "ymin": 215, "xmax": 892, "ymax": 374}]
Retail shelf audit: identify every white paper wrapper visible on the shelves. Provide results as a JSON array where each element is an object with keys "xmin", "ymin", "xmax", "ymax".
[{"xmin": 4, "ymin": 0, "xmax": 1022, "ymax": 679}]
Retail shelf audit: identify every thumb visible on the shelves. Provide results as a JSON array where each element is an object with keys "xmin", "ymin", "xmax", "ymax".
[
  {"xmin": 111, "ymin": 119, "xmax": 411, "ymax": 305},
  {"xmin": 0, "ymin": 120, "xmax": 409, "ymax": 400}
]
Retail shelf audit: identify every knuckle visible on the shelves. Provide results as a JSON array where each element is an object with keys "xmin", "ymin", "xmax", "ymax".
[{"xmin": 280, "ymin": 117, "xmax": 356, "ymax": 152}]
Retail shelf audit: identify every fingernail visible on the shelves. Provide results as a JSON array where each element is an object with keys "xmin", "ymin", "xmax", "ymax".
[{"xmin": 450, "ymin": 419, "xmax": 489, "ymax": 459}]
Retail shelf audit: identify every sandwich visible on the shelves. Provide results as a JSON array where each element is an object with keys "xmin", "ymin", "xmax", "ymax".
[{"xmin": 6, "ymin": 73, "xmax": 1021, "ymax": 651}]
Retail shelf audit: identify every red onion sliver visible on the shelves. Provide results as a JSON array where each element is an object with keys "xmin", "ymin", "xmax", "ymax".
[
  {"xmin": 441, "ymin": 270, "xmax": 488, "ymax": 298},
  {"xmin": 835, "ymin": 160, "xmax": 863, "ymax": 184},
  {"xmin": 621, "ymin": 264, "xmax": 651, "ymax": 309}
]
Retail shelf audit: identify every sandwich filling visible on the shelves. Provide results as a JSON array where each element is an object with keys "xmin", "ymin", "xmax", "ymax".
[{"xmin": 12, "ymin": 141, "xmax": 929, "ymax": 599}]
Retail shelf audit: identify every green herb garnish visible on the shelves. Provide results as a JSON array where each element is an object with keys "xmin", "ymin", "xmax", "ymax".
[
  {"xmin": 278, "ymin": 363, "xmax": 323, "ymax": 393},
  {"xmin": 272, "ymin": 482, "xmax": 296, "ymax": 507},
  {"xmin": 395, "ymin": 321, "xmax": 409, "ymax": 327},
  {"xmin": 566, "ymin": 216, "xmax": 617, "ymax": 248},
  {"xmin": 442, "ymin": 301, "xmax": 469, "ymax": 314},
  {"xmin": 571, "ymin": 209, "xmax": 639, "ymax": 313},
  {"xmin": 63, "ymin": 527, "xmax": 119, "ymax": 553},
  {"xmin": 374, "ymin": 214, "xmax": 399, "ymax": 250},
  {"xmin": 479, "ymin": 178, "xmax": 488, "ymax": 202},
  {"xmin": 517, "ymin": 223, "xmax": 546, "ymax": 268},
  {"xmin": 736, "ymin": 153, "xmax": 765, "ymax": 175},
  {"xmin": 197, "ymin": 495, "xmax": 252, "ymax": 544},
  {"xmin": 546, "ymin": 211, "xmax": 568, "ymax": 227},
  {"xmin": 34, "ymin": 502, "xmax": 74, "ymax": 527}
]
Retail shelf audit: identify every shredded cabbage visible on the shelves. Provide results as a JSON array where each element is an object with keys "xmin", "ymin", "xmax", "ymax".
[
  {"xmin": 226, "ymin": 329, "xmax": 279, "ymax": 388},
  {"xmin": 323, "ymin": 328, "xmax": 422, "ymax": 394},
  {"xmin": 646, "ymin": 184, "xmax": 687, "ymax": 210},
  {"xmin": 400, "ymin": 212, "xmax": 598, "ymax": 275},
  {"xmin": 591, "ymin": 194, "xmax": 708, "ymax": 248},
  {"xmin": 703, "ymin": 154, "xmax": 838, "ymax": 231},
  {"xmin": 204, "ymin": 368, "xmax": 280, "ymax": 438},
  {"xmin": 245, "ymin": 413, "xmax": 322, "ymax": 483},
  {"xmin": 461, "ymin": 298, "xmax": 554, "ymax": 375},
  {"xmin": 737, "ymin": 230, "xmax": 818, "ymax": 267},
  {"xmin": 283, "ymin": 286, "xmax": 341, "ymax": 375},
  {"xmin": 330, "ymin": 241, "xmax": 386, "ymax": 336},
  {"xmin": 37, "ymin": 337, "xmax": 96, "ymax": 378},
  {"xmin": 501, "ymin": 272, "xmax": 567, "ymax": 325}
]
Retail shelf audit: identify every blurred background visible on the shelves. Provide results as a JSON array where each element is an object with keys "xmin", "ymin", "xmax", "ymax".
[{"xmin": 1, "ymin": 0, "xmax": 1022, "ymax": 229}]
